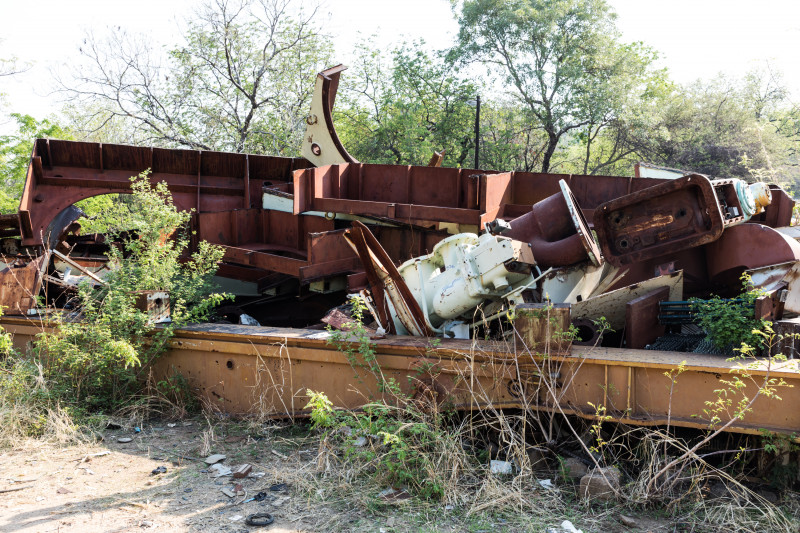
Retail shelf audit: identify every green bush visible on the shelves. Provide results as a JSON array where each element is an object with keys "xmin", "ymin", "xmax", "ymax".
[
  {"xmin": 690, "ymin": 274, "xmax": 770, "ymax": 353},
  {"xmin": 33, "ymin": 172, "xmax": 228, "ymax": 411}
]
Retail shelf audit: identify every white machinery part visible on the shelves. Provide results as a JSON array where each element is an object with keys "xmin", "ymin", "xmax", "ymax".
[{"xmin": 397, "ymin": 232, "xmax": 536, "ymax": 329}]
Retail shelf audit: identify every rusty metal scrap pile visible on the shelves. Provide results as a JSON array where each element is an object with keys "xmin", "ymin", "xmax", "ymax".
[{"xmin": 2, "ymin": 66, "xmax": 799, "ymax": 354}]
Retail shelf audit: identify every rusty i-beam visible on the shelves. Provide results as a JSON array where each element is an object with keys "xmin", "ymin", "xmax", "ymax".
[{"xmin": 2, "ymin": 316, "xmax": 798, "ymax": 438}]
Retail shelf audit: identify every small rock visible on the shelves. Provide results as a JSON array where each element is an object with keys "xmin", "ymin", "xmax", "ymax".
[
  {"xmin": 619, "ymin": 515, "xmax": 636, "ymax": 527},
  {"xmin": 204, "ymin": 454, "xmax": 226, "ymax": 465},
  {"xmin": 490, "ymin": 459, "xmax": 513, "ymax": 475},
  {"xmin": 36, "ymin": 496, "xmax": 45, "ymax": 502},
  {"xmin": 579, "ymin": 467, "xmax": 620, "ymax": 502},
  {"xmin": 56, "ymin": 487, "xmax": 71, "ymax": 494},
  {"xmin": 140, "ymin": 520, "xmax": 153, "ymax": 528},
  {"xmin": 538, "ymin": 479, "xmax": 555, "ymax": 490},
  {"xmin": 229, "ymin": 514, "xmax": 244, "ymax": 522},
  {"xmin": 117, "ymin": 437, "xmax": 133, "ymax": 443},
  {"xmin": 563, "ymin": 458, "xmax": 589, "ymax": 480},
  {"xmin": 387, "ymin": 516, "xmax": 396, "ymax": 527}
]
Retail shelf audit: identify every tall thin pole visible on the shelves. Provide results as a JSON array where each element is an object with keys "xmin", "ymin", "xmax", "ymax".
[{"xmin": 474, "ymin": 95, "xmax": 481, "ymax": 170}]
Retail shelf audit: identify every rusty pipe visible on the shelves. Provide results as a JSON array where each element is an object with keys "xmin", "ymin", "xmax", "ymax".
[{"xmin": 502, "ymin": 180, "xmax": 600, "ymax": 269}]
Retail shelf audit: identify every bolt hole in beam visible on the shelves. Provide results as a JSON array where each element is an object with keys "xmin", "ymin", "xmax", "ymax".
[{"xmin": 226, "ymin": 360, "xmax": 235, "ymax": 370}]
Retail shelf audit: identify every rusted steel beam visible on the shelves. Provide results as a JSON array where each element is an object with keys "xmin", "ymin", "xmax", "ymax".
[
  {"xmin": 18, "ymin": 139, "xmax": 310, "ymax": 247},
  {"xmin": 4, "ymin": 316, "xmax": 799, "ymax": 438}
]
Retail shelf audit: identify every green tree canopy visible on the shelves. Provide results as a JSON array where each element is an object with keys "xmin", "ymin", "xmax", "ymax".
[{"xmin": 452, "ymin": 0, "xmax": 662, "ymax": 173}]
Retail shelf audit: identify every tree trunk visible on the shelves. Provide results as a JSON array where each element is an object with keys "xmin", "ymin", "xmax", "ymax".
[{"xmin": 540, "ymin": 131, "xmax": 558, "ymax": 173}]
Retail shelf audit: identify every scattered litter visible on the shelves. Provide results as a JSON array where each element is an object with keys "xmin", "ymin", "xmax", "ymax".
[
  {"xmin": 209, "ymin": 463, "xmax": 232, "ymax": 477},
  {"xmin": 560, "ymin": 521, "xmax": 583, "ymax": 533},
  {"xmin": 140, "ymin": 520, "xmax": 153, "ymax": 528},
  {"xmin": 150, "ymin": 466, "xmax": 167, "ymax": 476},
  {"xmin": 35, "ymin": 496, "xmax": 45, "ymax": 502},
  {"xmin": 0, "ymin": 486, "xmax": 31, "ymax": 494},
  {"xmin": 167, "ymin": 423, "xmax": 176, "ymax": 428},
  {"xmin": 490, "ymin": 460, "xmax": 513, "ymax": 475},
  {"xmin": 117, "ymin": 437, "xmax": 132, "ymax": 443},
  {"xmin": 245, "ymin": 513, "xmax": 274, "ymax": 527},
  {"xmin": 269, "ymin": 483, "xmax": 287, "ymax": 492},
  {"xmin": 353, "ymin": 436, "xmax": 367, "ymax": 447},
  {"xmin": 538, "ymin": 479, "xmax": 555, "ymax": 490},
  {"xmin": 220, "ymin": 487, "xmax": 237, "ymax": 498},
  {"xmin": 239, "ymin": 313, "xmax": 261, "ymax": 326},
  {"xmin": 387, "ymin": 517, "xmax": 396, "ymax": 527},
  {"xmin": 83, "ymin": 450, "xmax": 110, "ymax": 459},
  {"xmin": 619, "ymin": 515, "xmax": 637, "ymax": 527},
  {"xmin": 184, "ymin": 488, "xmax": 192, "ymax": 493},
  {"xmin": 105, "ymin": 422, "xmax": 122, "ymax": 430},
  {"xmin": 204, "ymin": 454, "xmax": 226, "ymax": 465},
  {"xmin": 230, "ymin": 514, "xmax": 244, "ymax": 522},
  {"xmin": 232, "ymin": 464, "xmax": 252, "ymax": 479},
  {"xmin": 134, "ymin": 427, "xmax": 141, "ymax": 433},
  {"xmin": 548, "ymin": 521, "xmax": 584, "ymax": 533},
  {"xmin": 377, "ymin": 487, "xmax": 411, "ymax": 504},
  {"xmin": 270, "ymin": 449, "xmax": 288, "ymax": 460},
  {"xmin": 444, "ymin": 504, "xmax": 453, "ymax": 511},
  {"xmin": 250, "ymin": 471, "xmax": 266, "ymax": 479}
]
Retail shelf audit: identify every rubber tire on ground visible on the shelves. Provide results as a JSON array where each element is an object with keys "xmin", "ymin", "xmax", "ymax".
[{"xmin": 245, "ymin": 513, "xmax": 274, "ymax": 527}]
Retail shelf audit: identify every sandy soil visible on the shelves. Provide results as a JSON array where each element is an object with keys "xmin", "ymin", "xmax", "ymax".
[{"xmin": 0, "ymin": 420, "xmax": 333, "ymax": 532}]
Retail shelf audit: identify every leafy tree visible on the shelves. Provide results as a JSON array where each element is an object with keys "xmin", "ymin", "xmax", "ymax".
[
  {"xmin": 338, "ymin": 41, "xmax": 478, "ymax": 167},
  {"xmin": 453, "ymin": 0, "xmax": 660, "ymax": 173},
  {"xmin": 63, "ymin": 0, "xmax": 333, "ymax": 155},
  {"xmin": 630, "ymin": 72, "xmax": 794, "ymax": 181},
  {"xmin": 0, "ymin": 114, "xmax": 73, "ymax": 213}
]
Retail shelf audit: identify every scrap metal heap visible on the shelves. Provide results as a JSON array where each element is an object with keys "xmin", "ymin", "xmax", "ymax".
[{"xmin": 1, "ymin": 64, "xmax": 799, "ymax": 356}]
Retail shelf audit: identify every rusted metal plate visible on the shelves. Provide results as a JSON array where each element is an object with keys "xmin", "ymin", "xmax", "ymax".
[
  {"xmin": 513, "ymin": 303, "xmax": 571, "ymax": 355},
  {"xmin": 0, "ymin": 256, "xmax": 46, "ymax": 315},
  {"xmin": 594, "ymin": 174, "xmax": 724, "ymax": 267},
  {"xmin": 705, "ymin": 224, "xmax": 800, "ymax": 286},
  {"xmin": 572, "ymin": 271, "xmax": 684, "ymax": 330},
  {"xmin": 625, "ymin": 286, "xmax": 670, "ymax": 349},
  {"xmin": 19, "ymin": 139, "xmax": 310, "ymax": 247}
]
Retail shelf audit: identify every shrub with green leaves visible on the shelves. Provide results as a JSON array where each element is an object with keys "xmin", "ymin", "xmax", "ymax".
[
  {"xmin": 34, "ymin": 172, "xmax": 228, "ymax": 410},
  {"xmin": 690, "ymin": 274, "xmax": 770, "ymax": 353}
]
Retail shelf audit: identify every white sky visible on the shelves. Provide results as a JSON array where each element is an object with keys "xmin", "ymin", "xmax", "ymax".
[{"xmin": 1, "ymin": 0, "xmax": 799, "ymax": 131}]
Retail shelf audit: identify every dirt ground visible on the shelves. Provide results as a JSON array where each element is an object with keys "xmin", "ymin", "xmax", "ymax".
[
  {"xmin": 0, "ymin": 417, "xmax": 786, "ymax": 533},
  {"xmin": 0, "ymin": 420, "xmax": 343, "ymax": 533}
]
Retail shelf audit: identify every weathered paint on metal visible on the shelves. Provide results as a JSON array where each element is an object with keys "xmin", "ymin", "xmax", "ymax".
[
  {"xmin": 594, "ymin": 174, "xmax": 724, "ymax": 267},
  {"xmin": 4, "ymin": 316, "xmax": 798, "ymax": 438}
]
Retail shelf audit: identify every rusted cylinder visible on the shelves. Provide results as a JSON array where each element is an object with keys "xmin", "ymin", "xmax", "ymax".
[{"xmin": 503, "ymin": 187, "xmax": 592, "ymax": 268}]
